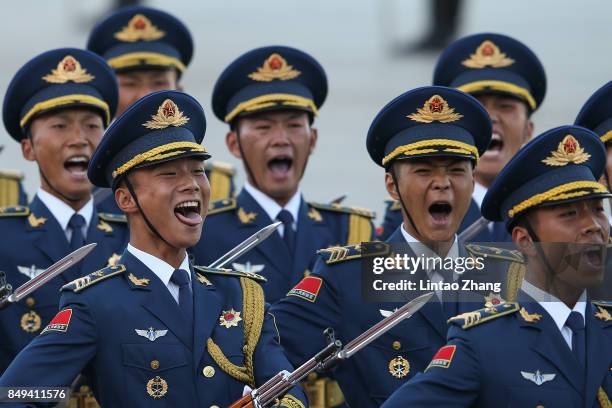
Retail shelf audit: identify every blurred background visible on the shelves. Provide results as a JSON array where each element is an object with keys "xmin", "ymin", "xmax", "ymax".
[{"xmin": 1, "ymin": 0, "xmax": 611, "ymax": 220}]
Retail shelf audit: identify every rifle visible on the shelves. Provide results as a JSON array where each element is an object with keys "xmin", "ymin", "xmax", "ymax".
[{"xmin": 229, "ymin": 291, "xmax": 434, "ymax": 408}]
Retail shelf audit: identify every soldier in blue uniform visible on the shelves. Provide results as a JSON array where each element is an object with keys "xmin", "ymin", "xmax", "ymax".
[
  {"xmin": 87, "ymin": 5, "xmax": 235, "ymax": 212},
  {"xmin": 0, "ymin": 90, "xmax": 307, "ymax": 408},
  {"xmin": 271, "ymin": 86, "xmax": 494, "ymax": 407},
  {"xmin": 382, "ymin": 125, "xmax": 612, "ymax": 407},
  {"xmin": 0, "ymin": 48, "xmax": 128, "ymax": 377},
  {"xmin": 378, "ymin": 33, "xmax": 547, "ymax": 243},
  {"xmin": 191, "ymin": 46, "xmax": 375, "ymax": 304}
]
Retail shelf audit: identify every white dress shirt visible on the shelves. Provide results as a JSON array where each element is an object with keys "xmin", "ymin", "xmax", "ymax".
[
  {"xmin": 127, "ymin": 244, "xmax": 191, "ymax": 304},
  {"xmin": 521, "ymin": 279, "xmax": 586, "ymax": 350},
  {"xmin": 37, "ymin": 188, "xmax": 93, "ymax": 242},
  {"xmin": 400, "ymin": 225, "xmax": 459, "ymax": 299},
  {"xmin": 472, "ymin": 182, "xmax": 487, "ymax": 209},
  {"xmin": 244, "ymin": 182, "xmax": 301, "ymax": 237}
]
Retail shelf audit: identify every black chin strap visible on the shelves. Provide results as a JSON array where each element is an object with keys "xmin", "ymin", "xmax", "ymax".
[
  {"xmin": 523, "ymin": 217, "xmax": 558, "ymax": 286},
  {"xmin": 124, "ymin": 176, "xmax": 174, "ymax": 249},
  {"xmin": 390, "ymin": 166, "xmax": 421, "ymax": 239}
]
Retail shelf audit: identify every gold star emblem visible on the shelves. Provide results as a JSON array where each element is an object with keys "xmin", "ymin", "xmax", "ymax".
[
  {"xmin": 407, "ymin": 95, "xmax": 463, "ymax": 124},
  {"xmin": 248, "ymin": 53, "xmax": 301, "ymax": 82},
  {"xmin": 42, "ymin": 55, "xmax": 95, "ymax": 84},
  {"xmin": 219, "ymin": 309, "xmax": 242, "ymax": 328}
]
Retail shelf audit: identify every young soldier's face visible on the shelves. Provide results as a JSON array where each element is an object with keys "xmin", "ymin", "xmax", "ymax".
[
  {"xmin": 475, "ymin": 94, "xmax": 533, "ymax": 187},
  {"xmin": 116, "ymin": 69, "xmax": 179, "ymax": 117},
  {"xmin": 227, "ymin": 110, "xmax": 317, "ymax": 202},
  {"xmin": 124, "ymin": 158, "xmax": 210, "ymax": 249},
  {"xmin": 516, "ymin": 199, "xmax": 609, "ymax": 290},
  {"xmin": 22, "ymin": 108, "xmax": 104, "ymax": 203},
  {"xmin": 385, "ymin": 157, "xmax": 474, "ymax": 242}
]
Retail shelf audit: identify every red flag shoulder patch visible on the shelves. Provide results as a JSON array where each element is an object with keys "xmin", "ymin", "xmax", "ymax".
[
  {"xmin": 426, "ymin": 345, "xmax": 456, "ymax": 370},
  {"xmin": 41, "ymin": 309, "xmax": 73, "ymax": 334},
  {"xmin": 287, "ymin": 277, "xmax": 323, "ymax": 302}
]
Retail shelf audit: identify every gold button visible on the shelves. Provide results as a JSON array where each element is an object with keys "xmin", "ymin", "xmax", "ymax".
[
  {"xmin": 25, "ymin": 297, "xmax": 35, "ymax": 307},
  {"xmin": 202, "ymin": 366, "xmax": 215, "ymax": 378},
  {"xmin": 392, "ymin": 341, "xmax": 401, "ymax": 350},
  {"xmin": 150, "ymin": 360, "xmax": 159, "ymax": 370}
]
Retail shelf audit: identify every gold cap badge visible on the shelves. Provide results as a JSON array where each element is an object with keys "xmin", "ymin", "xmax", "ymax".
[
  {"xmin": 114, "ymin": 14, "xmax": 165, "ymax": 42},
  {"xmin": 407, "ymin": 95, "xmax": 463, "ymax": 123},
  {"xmin": 542, "ymin": 135, "xmax": 591, "ymax": 166},
  {"xmin": 143, "ymin": 99, "xmax": 190, "ymax": 130},
  {"xmin": 462, "ymin": 40, "xmax": 515, "ymax": 69},
  {"xmin": 42, "ymin": 55, "xmax": 95, "ymax": 84},
  {"xmin": 248, "ymin": 53, "xmax": 301, "ymax": 82}
]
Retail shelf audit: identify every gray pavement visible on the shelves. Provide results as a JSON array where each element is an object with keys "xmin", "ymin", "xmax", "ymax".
[{"xmin": 1, "ymin": 0, "xmax": 611, "ymax": 220}]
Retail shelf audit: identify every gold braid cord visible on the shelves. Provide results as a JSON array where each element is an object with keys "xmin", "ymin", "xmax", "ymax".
[
  {"xmin": 347, "ymin": 213, "xmax": 373, "ymax": 245},
  {"xmin": 240, "ymin": 276, "xmax": 265, "ymax": 388},
  {"xmin": 505, "ymin": 262, "xmax": 526, "ymax": 302},
  {"xmin": 0, "ymin": 177, "xmax": 19, "ymax": 207},
  {"xmin": 206, "ymin": 277, "xmax": 265, "ymax": 389},
  {"xmin": 599, "ymin": 387, "xmax": 612, "ymax": 408},
  {"xmin": 275, "ymin": 394, "xmax": 306, "ymax": 408},
  {"xmin": 209, "ymin": 170, "xmax": 232, "ymax": 201}
]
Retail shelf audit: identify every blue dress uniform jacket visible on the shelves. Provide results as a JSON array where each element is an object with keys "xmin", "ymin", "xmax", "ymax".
[
  {"xmin": 0, "ymin": 197, "xmax": 128, "ymax": 374},
  {"xmin": 382, "ymin": 297, "xmax": 612, "ymax": 408},
  {"xmin": 0, "ymin": 251, "xmax": 307, "ymax": 408},
  {"xmin": 192, "ymin": 189, "xmax": 375, "ymax": 303},
  {"xmin": 271, "ymin": 228, "xmax": 461, "ymax": 407}
]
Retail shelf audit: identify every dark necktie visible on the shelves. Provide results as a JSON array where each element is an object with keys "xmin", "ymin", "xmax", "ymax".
[
  {"xmin": 170, "ymin": 269, "xmax": 194, "ymax": 331},
  {"xmin": 68, "ymin": 214, "xmax": 86, "ymax": 251},
  {"xmin": 277, "ymin": 209, "xmax": 296, "ymax": 254},
  {"xmin": 565, "ymin": 311, "xmax": 586, "ymax": 373}
]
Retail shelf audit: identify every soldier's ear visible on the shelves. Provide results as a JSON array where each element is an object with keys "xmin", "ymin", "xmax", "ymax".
[
  {"xmin": 385, "ymin": 171, "xmax": 400, "ymax": 201},
  {"xmin": 512, "ymin": 224, "xmax": 537, "ymax": 258},
  {"xmin": 115, "ymin": 182, "xmax": 139, "ymax": 215},
  {"xmin": 20, "ymin": 135, "xmax": 36, "ymax": 162},
  {"xmin": 308, "ymin": 127, "xmax": 318, "ymax": 154},
  {"xmin": 226, "ymin": 131, "xmax": 242, "ymax": 159}
]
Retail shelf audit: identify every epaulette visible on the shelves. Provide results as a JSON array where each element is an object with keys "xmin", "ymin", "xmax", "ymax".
[
  {"xmin": 592, "ymin": 300, "xmax": 612, "ymax": 309},
  {"xmin": 317, "ymin": 241, "xmax": 390, "ymax": 265},
  {"xmin": 465, "ymin": 244, "xmax": 524, "ymax": 263},
  {"xmin": 308, "ymin": 202, "xmax": 375, "ymax": 219},
  {"xmin": 0, "ymin": 205, "xmax": 29, "ymax": 217},
  {"xmin": 61, "ymin": 264, "xmax": 126, "ymax": 293},
  {"xmin": 386, "ymin": 200, "xmax": 401, "ymax": 212},
  {"xmin": 205, "ymin": 160, "xmax": 236, "ymax": 176},
  {"xmin": 98, "ymin": 212, "xmax": 127, "ymax": 223},
  {"xmin": 448, "ymin": 302, "xmax": 519, "ymax": 329},
  {"xmin": 193, "ymin": 265, "xmax": 267, "ymax": 283},
  {"xmin": 0, "ymin": 169, "xmax": 24, "ymax": 181},
  {"xmin": 207, "ymin": 198, "xmax": 237, "ymax": 216}
]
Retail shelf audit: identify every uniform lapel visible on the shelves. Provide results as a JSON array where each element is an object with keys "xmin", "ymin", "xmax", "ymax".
[
  {"xmin": 28, "ymin": 197, "xmax": 72, "ymax": 282},
  {"xmin": 124, "ymin": 252, "xmax": 193, "ymax": 350},
  {"xmin": 192, "ymin": 268, "xmax": 223, "ymax": 370},
  {"xmin": 518, "ymin": 298, "xmax": 585, "ymax": 396},
  {"xmin": 584, "ymin": 303, "xmax": 612, "ymax": 407},
  {"xmin": 292, "ymin": 200, "xmax": 326, "ymax": 280},
  {"xmin": 237, "ymin": 190, "xmax": 292, "ymax": 273}
]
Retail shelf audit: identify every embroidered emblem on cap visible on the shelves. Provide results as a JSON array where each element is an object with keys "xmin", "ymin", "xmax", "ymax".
[
  {"xmin": 542, "ymin": 134, "xmax": 591, "ymax": 166},
  {"xmin": 407, "ymin": 95, "xmax": 463, "ymax": 123},
  {"xmin": 248, "ymin": 53, "xmax": 301, "ymax": 82},
  {"xmin": 143, "ymin": 99, "xmax": 190, "ymax": 129},
  {"xmin": 114, "ymin": 14, "xmax": 165, "ymax": 42},
  {"xmin": 462, "ymin": 40, "xmax": 515, "ymax": 69},
  {"xmin": 42, "ymin": 55, "xmax": 95, "ymax": 84},
  {"xmin": 219, "ymin": 309, "xmax": 242, "ymax": 328}
]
